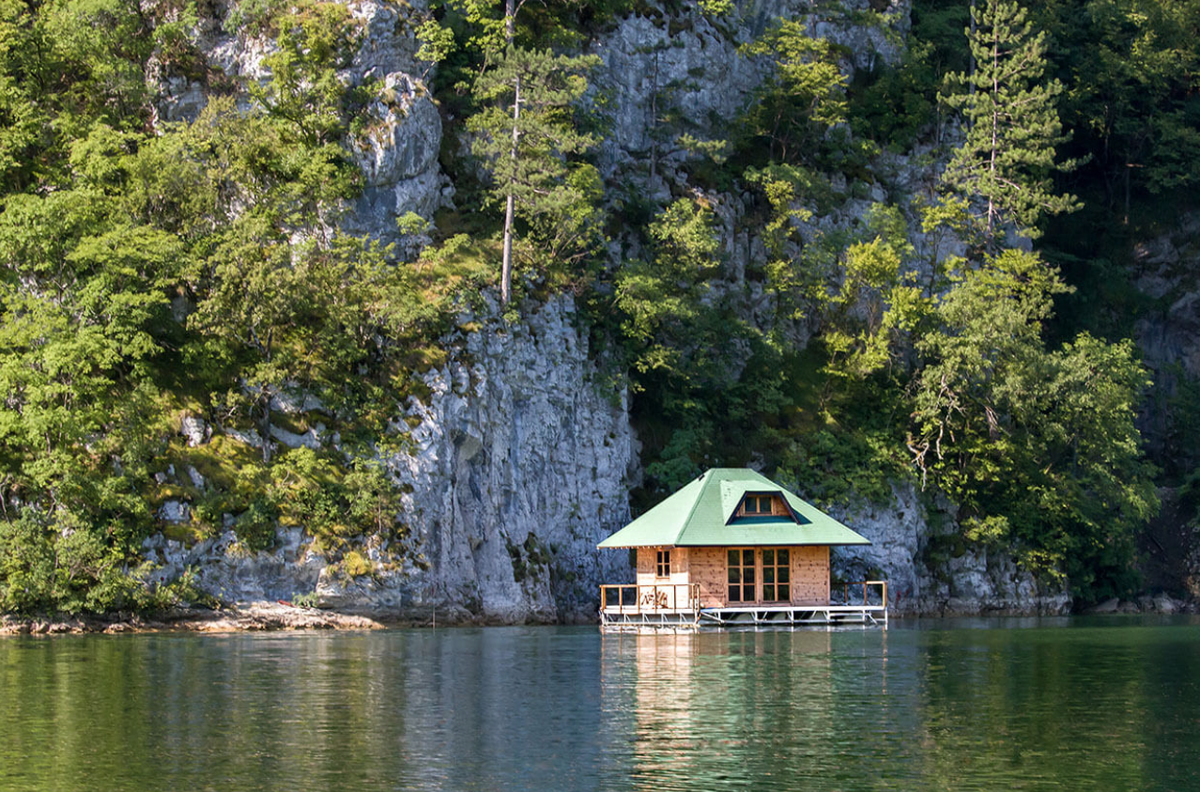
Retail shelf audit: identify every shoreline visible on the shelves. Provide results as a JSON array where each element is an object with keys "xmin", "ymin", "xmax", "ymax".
[
  {"xmin": 2, "ymin": 595, "xmax": 1195, "ymax": 636},
  {"xmin": 0, "ymin": 602, "xmax": 386, "ymax": 635},
  {"xmin": 0, "ymin": 600, "xmax": 593, "ymax": 635}
]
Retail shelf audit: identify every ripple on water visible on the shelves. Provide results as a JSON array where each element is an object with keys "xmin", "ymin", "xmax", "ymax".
[{"xmin": 1, "ymin": 617, "xmax": 1199, "ymax": 792}]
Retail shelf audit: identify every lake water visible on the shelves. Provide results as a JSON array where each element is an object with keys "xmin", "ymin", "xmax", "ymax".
[{"xmin": 1, "ymin": 617, "xmax": 1198, "ymax": 791}]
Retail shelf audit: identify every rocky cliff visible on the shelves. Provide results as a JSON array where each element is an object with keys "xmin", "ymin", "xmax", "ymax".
[
  {"xmin": 139, "ymin": 0, "xmax": 1162, "ymax": 621},
  {"xmin": 145, "ymin": 297, "xmax": 637, "ymax": 622},
  {"xmin": 830, "ymin": 485, "xmax": 1072, "ymax": 616}
]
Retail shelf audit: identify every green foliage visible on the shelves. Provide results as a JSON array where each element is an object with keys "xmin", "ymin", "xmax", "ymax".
[
  {"xmin": 248, "ymin": 1, "xmax": 364, "ymax": 148},
  {"xmin": 0, "ymin": 509, "xmax": 194, "ymax": 614},
  {"xmin": 909, "ymin": 250, "xmax": 1158, "ymax": 596},
  {"xmin": 615, "ymin": 199, "xmax": 720, "ymax": 375},
  {"xmin": 777, "ymin": 424, "xmax": 904, "ymax": 508},
  {"xmin": 822, "ymin": 205, "xmax": 928, "ymax": 381},
  {"xmin": 1039, "ymin": 0, "xmax": 1200, "ymax": 206},
  {"xmin": 739, "ymin": 21, "xmax": 847, "ymax": 163},
  {"xmin": 466, "ymin": 46, "xmax": 604, "ymax": 274},
  {"xmin": 0, "ymin": 0, "xmax": 454, "ymax": 614},
  {"xmin": 938, "ymin": 0, "xmax": 1080, "ymax": 242},
  {"xmin": 846, "ymin": 43, "xmax": 937, "ymax": 149}
]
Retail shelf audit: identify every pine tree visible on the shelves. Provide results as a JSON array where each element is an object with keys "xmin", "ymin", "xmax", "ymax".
[
  {"xmin": 939, "ymin": 0, "xmax": 1079, "ymax": 242},
  {"xmin": 466, "ymin": 46, "xmax": 600, "ymax": 300}
]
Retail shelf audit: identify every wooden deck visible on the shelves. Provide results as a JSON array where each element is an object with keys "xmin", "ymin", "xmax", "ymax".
[{"xmin": 599, "ymin": 581, "xmax": 888, "ymax": 631}]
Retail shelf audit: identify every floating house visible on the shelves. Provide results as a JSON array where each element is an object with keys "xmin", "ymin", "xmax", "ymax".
[{"xmin": 597, "ymin": 468, "xmax": 887, "ymax": 629}]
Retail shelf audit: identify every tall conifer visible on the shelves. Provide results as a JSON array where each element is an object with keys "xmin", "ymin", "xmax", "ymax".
[{"xmin": 939, "ymin": 0, "xmax": 1078, "ymax": 243}]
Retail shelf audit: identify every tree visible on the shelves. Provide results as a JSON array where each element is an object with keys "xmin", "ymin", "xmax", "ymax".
[
  {"xmin": 739, "ymin": 20, "xmax": 847, "ymax": 164},
  {"xmin": 1040, "ymin": 0, "xmax": 1200, "ymax": 221},
  {"xmin": 428, "ymin": 0, "xmax": 603, "ymax": 304},
  {"xmin": 614, "ymin": 198, "xmax": 721, "ymax": 377},
  {"xmin": 466, "ymin": 45, "xmax": 601, "ymax": 301},
  {"xmin": 939, "ymin": 0, "xmax": 1079, "ymax": 242},
  {"xmin": 908, "ymin": 249, "xmax": 1157, "ymax": 596}
]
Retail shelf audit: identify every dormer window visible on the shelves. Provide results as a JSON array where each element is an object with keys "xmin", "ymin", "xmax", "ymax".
[{"xmin": 744, "ymin": 495, "xmax": 773, "ymax": 515}]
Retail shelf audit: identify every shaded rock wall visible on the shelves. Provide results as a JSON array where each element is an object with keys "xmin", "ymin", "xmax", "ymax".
[{"xmin": 831, "ymin": 485, "xmax": 1072, "ymax": 616}]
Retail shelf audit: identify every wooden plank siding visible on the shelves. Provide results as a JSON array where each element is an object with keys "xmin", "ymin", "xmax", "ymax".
[
  {"xmin": 635, "ymin": 546, "xmax": 691, "ymax": 608},
  {"xmin": 689, "ymin": 547, "xmax": 728, "ymax": 608},
  {"xmin": 651, "ymin": 545, "xmax": 831, "ymax": 608},
  {"xmin": 792, "ymin": 545, "xmax": 830, "ymax": 605}
]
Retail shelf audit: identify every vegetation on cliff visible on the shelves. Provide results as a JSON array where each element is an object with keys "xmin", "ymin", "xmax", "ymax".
[{"xmin": 0, "ymin": 0, "xmax": 1195, "ymax": 612}]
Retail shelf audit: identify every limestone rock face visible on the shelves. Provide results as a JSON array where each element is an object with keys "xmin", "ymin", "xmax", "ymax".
[
  {"xmin": 141, "ymin": 527, "xmax": 326, "ymax": 603},
  {"xmin": 149, "ymin": 0, "xmax": 450, "ymax": 245},
  {"xmin": 592, "ymin": 0, "xmax": 909, "ymax": 182},
  {"xmin": 382, "ymin": 295, "xmax": 637, "ymax": 622},
  {"xmin": 146, "ymin": 297, "xmax": 637, "ymax": 622},
  {"xmin": 832, "ymin": 484, "xmax": 1072, "ymax": 616}
]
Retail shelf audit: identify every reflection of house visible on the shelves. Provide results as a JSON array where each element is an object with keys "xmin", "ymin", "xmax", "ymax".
[
  {"xmin": 599, "ymin": 631, "xmax": 838, "ymax": 788},
  {"xmin": 598, "ymin": 468, "xmax": 887, "ymax": 629}
]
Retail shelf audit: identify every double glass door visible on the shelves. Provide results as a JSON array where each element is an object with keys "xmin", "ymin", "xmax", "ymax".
[{"xmin": 726, "ymin": 548, "xmax": 791, "ymax": 604}]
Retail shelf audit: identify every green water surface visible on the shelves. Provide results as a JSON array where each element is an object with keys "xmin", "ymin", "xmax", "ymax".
[{"xmin": 1, "ymin": 617, "xmax": 1197, "ymax": 791}]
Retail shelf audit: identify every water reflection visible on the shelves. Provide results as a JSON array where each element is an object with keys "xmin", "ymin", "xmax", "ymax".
[{"xmin": 1, "ymin": 620, "xmax": 1199, "ymax": 792}]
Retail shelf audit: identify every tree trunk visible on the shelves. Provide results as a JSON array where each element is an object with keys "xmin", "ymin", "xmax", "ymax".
[
  {"xmin": 1124, "ymin": 160, "xmax": 1131, "ymax": 226},
  {"xmin": 987, "ymin": 17, "xmax": 998, "ymax": 239},
  {"xmin": 968, "ymin": 0, "xmax": 977, "ymax": 95},
  {"xmin": 501, "ymin": 0, "xmax": 518, "ymax": 306},
  {"xmin": 502, "ymin": 75, "xmax": 519, "ymax": 306}
]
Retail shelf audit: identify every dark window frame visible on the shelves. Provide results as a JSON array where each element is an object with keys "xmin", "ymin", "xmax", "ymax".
[
  {"xmin": 656, "ymin": 548, "xmax": 671, "ymax": 578},
  {"xmin": 761, "ymin": 547, "xmax": 791, "ymax": 603},
  {"xmin": 726, "ymin": 548, "xmax": 756, "ymax": 603},
  {"xmin": 743, "ymin": 494, "xmax": 773, "ymax": 515}
]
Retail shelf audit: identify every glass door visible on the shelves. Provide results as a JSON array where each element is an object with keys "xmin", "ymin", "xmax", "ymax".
[
  {"xmin": 726, "ymin": 549, "xmax": 756, "ymax": 603},
  {"xmin": 762, "ymin": 548, "xmax": 790, "ymax": 602}
]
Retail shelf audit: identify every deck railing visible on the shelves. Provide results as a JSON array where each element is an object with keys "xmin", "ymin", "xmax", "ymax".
[
  {"xmin": 599, "ymin": 583, "xmax": 701, "ymax": 614},
  {"xmin": 833, "ymin": 580, "xmax": 888, "ymax": 608}
]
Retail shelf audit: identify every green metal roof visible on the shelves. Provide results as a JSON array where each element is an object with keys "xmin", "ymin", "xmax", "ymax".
[{"xmin": 598, "ymin": 468, "xmax": 871, "ymax": 548}]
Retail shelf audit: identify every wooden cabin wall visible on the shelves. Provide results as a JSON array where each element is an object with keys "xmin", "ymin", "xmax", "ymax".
[
  {"xmin": 633, "ymin": 545, "xmax": 833, "ymax": 608},
  {"xmin": 687, "ymin": 546, "xmax": 831, "ymax": 607},
  {"xmin": 635, "ymin": 546, "xmax": 690, "ymax": 608},
  {"xmin": 688, "ymin": 547, "xmax": 728, "ymax": 608},
  {"xmin": 791, "ymin": 546, "xmax": 829, "ymax": 605}
]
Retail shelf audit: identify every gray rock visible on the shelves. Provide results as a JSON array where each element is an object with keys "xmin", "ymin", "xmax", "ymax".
[
  {"xmin": 269, "ymin": 389, "xmax": 325, "ymax": 414},
  {"xmin": 186, "ymin": 465, "xmax": 206, "ymax": 490},
  {"xmin": 269, "ymin": 424, "xmax": 322, "ymax": 450},
  {"xmin": 225, "ymin": 427, "xmax": 265, "ymax": 449},
  {"xmin": 832, "ymin": 482, "xmax": 1071, "ymax": 616},
  {"xmin": 1088, "ymin": 597, "xmax": 1121, "ymax": 614},
  {"xmin": 158, "ymin": 500, "xmax": 191, "ymax": 524},
  {"xmin": 379, "ymin": 294, "xmax": 637, "ymax": 622},
  {"xmin": 181, "ymin": 415, "xmax": 208, "ymax": 447},
  {"xmin": 1154, "ymin": 594, "xmax": 1179, "ymax": 614}
]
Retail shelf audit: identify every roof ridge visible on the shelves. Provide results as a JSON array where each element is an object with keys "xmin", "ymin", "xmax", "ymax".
[{"xmin": 673, "ymin": 470, "xmax": 712, "ymax": 545}]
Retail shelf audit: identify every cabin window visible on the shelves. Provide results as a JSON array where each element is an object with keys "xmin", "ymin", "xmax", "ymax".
[
  {"xmin": 762, "ymin": 548, "xmax": 790, "ymax": 602},
  {"xmin": 744, "ymin": 495, "xmax": 772, "ymax": 515},
  {"xmin": 656, "ymin": 549, "xmax": 671, "ymax": 578},
  {"xmin": 727, "ymin": 549, "xmax": 756, "ymax": 602}
]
